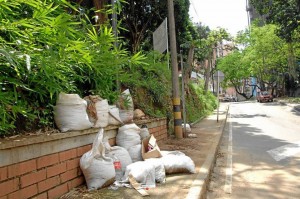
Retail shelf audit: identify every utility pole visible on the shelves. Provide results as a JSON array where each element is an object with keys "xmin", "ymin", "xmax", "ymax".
[
  {"xmin": 167, "ymin": 0, "xmax": 183, "ymax": 138},
  {"xmin": 180, "ymin": 50, "xmax": 187, "ymax": 137}
]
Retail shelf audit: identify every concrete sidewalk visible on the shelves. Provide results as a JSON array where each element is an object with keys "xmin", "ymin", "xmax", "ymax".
[
  {"xmin": 61, "ymin": 103, "xmax": 229, "ymax": 199},
  {"xmin": 186, "ymin": 103, "xmax": 229, "ymax": 199}
]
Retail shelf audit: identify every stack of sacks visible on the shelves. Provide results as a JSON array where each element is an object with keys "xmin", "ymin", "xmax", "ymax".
[
  {"xmin": 54, "ymin": 93, "xmax": 93, "ymax": 132},
  {"xmin": 116, "ymin": 123, "xmax": 143, "ymax": 162}
]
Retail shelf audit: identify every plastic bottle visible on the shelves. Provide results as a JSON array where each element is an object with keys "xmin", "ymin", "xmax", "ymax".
[{"xmin": 113, "ymin": 155, "xmax": 123, "ymax": 181}]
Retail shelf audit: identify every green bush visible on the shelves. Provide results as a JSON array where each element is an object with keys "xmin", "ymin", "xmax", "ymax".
[
  {"xmin": 0, "ymin": 0, "xmax": 218, "ymax": 137},
  {"xmin": 185, "ymin": 81, "xmax": 217, "ymax": 122},
  {"xmin": 0, "ymin": 0, "xmax": 145, "ymax": 136},
  {"xmin": 121, "ymin": 51, "xmax": 172, "ymax": 118}
]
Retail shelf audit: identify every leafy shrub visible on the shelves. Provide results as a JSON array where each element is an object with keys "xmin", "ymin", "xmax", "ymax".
[
  {"xmin": 121, "ymin": 51, "xmax": 172, "ymax": 118},
  {"xmin": 185, "ymin": 81, "xmax": 217, "ymax": 122},
  {"xmin": 0, "ymin": 0, "xmax": 145, "ymax": 136}
]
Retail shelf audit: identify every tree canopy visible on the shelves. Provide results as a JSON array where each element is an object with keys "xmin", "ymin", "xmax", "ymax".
[{"xmin": 250, "ymin": 0, "xmax": 300, "ymax": 43}]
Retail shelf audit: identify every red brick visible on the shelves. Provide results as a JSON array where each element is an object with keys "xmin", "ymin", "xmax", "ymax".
[
  {"xmin": 37, "ymin": 154, "xmax": 59, "ymax": 169},
  {"xmin": 32, "ymin": 192, "xmax": 47, "ymax": 199},
  {"xmin": 66, "ymin": 158, "xmax": 80, "ymax": 170},
  {"xmin": 60, "ymin": 169, "xmax": 78, "ymax": 183},
  {"xmin": 153, "ymin": 132, "xmax": 159, "ymax": 138},
  {"xmin": 8, "ymin": 159, "xmax": 37, "ymax": 178},
  {"xmin": 46, "ymin": 163, "xmax": 66, "ymax": 178},
  {"xmin": 47, "ymin": 183, "xmax": 68, "ymax": 199},
  {"xmin": 59, "ymin": 149, "xmax": 77, "ymax": 162},
  {"xmin": 38, "ymin": 176, "xmax": 60, "ymax": 193},
  {"xmin": 77, "ymin": 145, "xmax": 92, "ymax": 157},
  {"xmin": 8, "ymin": 184, "xmax": 37, "ymax": 199},
  {"xmin": 0, "ymin": 178, "xmax": 19, "ymax": 197},
  {"xmin": 67, "ymin": 176, "xmax": 84, "ymax": 190},
  {"xmin": 0, "ymin": 166, "xmax": 8, "ymax": 181},
  {"xmin": 151, "ymin": 127, "xmax": 157, "ymax": 133},
  {"xmin": 20, "ymin": 170, "xmax": 46, "ymax": 188},
  {"xmin": 161, "ymin": 134, "xmax": 168, "ymax": 140}
]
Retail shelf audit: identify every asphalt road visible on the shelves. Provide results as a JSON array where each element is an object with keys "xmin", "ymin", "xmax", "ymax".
[{"xmin": 207, "ymin": 101, "xmax": 300, "ymax": 199}]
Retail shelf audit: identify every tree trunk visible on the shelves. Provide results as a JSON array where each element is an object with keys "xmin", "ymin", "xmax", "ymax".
[
  {"xmin": 287, "ymin": 42, "xmax": 296, "ymax": 79},
  {"xmin": 183, "ymin": 45, "xmax": 195, "ymax": 93},
  {"xmin": 92, "ymin": 0, "xmax": 107, "ymax": 25},
  {"xmin": 204, "ymin": 59, "xmax": 210, "ymax": 92}
]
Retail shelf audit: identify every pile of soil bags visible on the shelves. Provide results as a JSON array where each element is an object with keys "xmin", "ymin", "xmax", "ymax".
[
  {"xmin": 79, "ymin": 126, "xmax": 196, "ymax": 192},
  {"xmin": 54, "ymin": 90, "xmax": 134, "ymax": 132}
]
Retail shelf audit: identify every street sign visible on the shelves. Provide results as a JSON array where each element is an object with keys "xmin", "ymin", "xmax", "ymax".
[{"xmin": 153, "ymin": 18, "xmax": 168, "ymax": 53}]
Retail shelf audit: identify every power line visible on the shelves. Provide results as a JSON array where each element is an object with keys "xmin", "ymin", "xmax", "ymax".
[{"xmin": 190, "ymin": 0, "xmax": 200, "ymax": 21}]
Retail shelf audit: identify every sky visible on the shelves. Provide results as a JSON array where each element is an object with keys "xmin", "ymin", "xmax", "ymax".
[{"xmin": 189, "ymin": 0, "xmax": 249, "ymax": 36}]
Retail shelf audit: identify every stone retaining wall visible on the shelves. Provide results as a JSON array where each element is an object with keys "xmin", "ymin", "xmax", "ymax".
[{"xmin": 0, "ymin": 118, "xmax": 167, "ymax": 199}]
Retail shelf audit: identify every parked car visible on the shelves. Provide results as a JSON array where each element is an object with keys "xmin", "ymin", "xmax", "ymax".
[{"xmin": 257, "ymin": 91, "xmax": 273, "ymax": 103}]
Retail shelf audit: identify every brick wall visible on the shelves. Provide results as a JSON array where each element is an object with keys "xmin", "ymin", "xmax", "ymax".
[{"xmin": 0, "ymin": 118, "xmax": 167, "ymax": 199}]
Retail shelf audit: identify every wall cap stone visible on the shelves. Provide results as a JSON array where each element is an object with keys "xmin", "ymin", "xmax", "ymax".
[{"xmin": 0, "ymin": 117, "xmax": 167, "ymax": 150}]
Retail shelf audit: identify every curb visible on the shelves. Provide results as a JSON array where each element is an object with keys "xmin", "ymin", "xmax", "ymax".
[
  {"xmin": 186, "ymin": 105, "xmax": 230, "ymax": 199},
  {"xmin": 276, "ymin": 100, "xmax": 300, "ymax": 112}
]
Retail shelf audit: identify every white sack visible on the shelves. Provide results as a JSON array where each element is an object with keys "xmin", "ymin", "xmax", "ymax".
[
  {"xmin": 122, "ymin": 161, "xmax": 156, "ymax": 187},
  {"xmin": 116, "ymin": 123, "xmax": 141, "ymax": 150},
  {"xmin": 119, "ymin": 110, "xmax": 134, "ymax": 123},
  {"xmin": 108, "ymin": 105, "xmax": 123, "ymax": 125},
  {"xmin": 54, "ymin": 93, "xmax": 92, "ymax": 132},
  {"xmin": 128, "ymin": 144, "xmax": 143, "ymax": 163},
  {"xmin": 94, "ymin": 99, "xmax": 109, "ymax": 128},
  {"xmin": 105, "ymin": 144, "xmax": 132, "ymax": 175},
  {"xmin": 117, "ymin": 89, "xmax": 134, "ymax": 123},
  {"xmin": 160, "ymin": 151, "xmax": 196, "ymax": 174},
  {"xmin": 140, "ymin": 127, "xmax": 150, "ymax": 140},
  {"xmin": 80, "ymin": 129, "xmax": 115, "ymax": 190},
  {"xmin": 182, "ymin": 123, "xmax": 192, "ymax": 133},
  {"xmin": 145, "ymin": 158, "xmax": 166, "ymax": 183}
]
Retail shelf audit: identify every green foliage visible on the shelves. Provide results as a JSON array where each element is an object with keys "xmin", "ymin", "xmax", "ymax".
[
  {"xmin": 0, "ymin": 0, "xmax": 145, "ymax": 136},
  {"xmin": 250, "ymin": 0, "xmax": 299, "ymax": 42},
  {"xmin": 122, "ymin": 51, "xmax": 172, "ymax": 118},
  {"xmin": 219, "ymin": 23, "xmax": 300, "ymax": 97},
  {"xmin": 186, "ymin": 81, "xmax": 217, "ymax": 122},
  {"xmin": 286, "ymin": 98, "xmax": 300, "ymax": 103},
  {"xmin": 119, "ymin": 0, "xmax": 193, "ymax": 53}
]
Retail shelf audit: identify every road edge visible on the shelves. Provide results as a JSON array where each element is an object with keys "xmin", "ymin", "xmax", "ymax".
[{"xmin": 185, "ymin": 104, "xmax": 230, "ymax": 199}]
